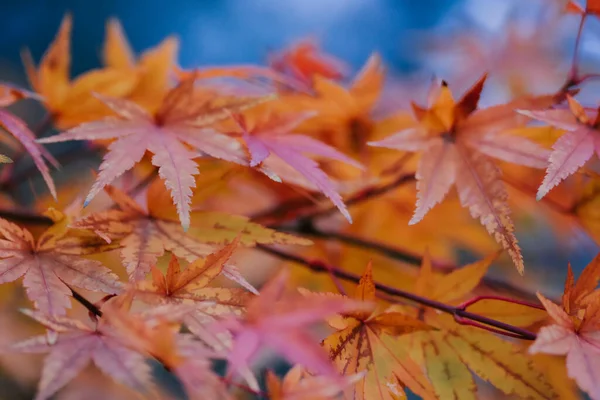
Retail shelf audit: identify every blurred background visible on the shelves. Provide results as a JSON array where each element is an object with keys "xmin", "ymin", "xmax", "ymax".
[{"xmin": 0, "ymin": 0, "xmax": 598, "ymax": 398}]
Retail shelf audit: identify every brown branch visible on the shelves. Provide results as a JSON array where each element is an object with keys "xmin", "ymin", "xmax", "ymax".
[
  {"xmin": 0, "ymin": 209, "xmax": 53, "ymax": 225},
  {"xmin": 257, "ymin": 245, "xmax": 539, "ymax": 340}
]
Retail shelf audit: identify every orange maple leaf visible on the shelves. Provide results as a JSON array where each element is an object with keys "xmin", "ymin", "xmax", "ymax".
[
  {"xmin": 133, "ymin": 239, "xmax": 254, "ymax": 347},
  {"xmin": 319, "ymin": 263, "xmax": 437, "ymax": 400},
  {"xmin": 369, "ymin": 75, "xmax": 559, "ymax": 273},
  {"xmin": 22, "ymin": 15, "xmax": 139, "ymax": 129}
]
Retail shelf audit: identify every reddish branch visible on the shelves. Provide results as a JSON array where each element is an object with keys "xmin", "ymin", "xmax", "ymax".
[{"xmin": 257, "ymin": 245, "xmax": 540, "ymax": 341}]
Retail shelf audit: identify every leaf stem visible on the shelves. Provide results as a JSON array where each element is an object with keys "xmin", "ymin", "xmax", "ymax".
[{"xmin": 257, "ymin": 245, "xmax": 538, "ymax": 340}]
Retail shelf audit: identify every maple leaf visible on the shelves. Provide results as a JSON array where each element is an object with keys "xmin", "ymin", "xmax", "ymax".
[
  {"xmin": 217, "ymin": 269, "xmax": 372, "ymax": 388},
  {"xmin": 0, "ymin": 209, "xmax": 121, "ymax": 315},
  {"xmin": 73, "ymin": 181, "xmax": 309, "ymax": 281},
  {"xmin": 133, "ymin": 239, "xmax": 255, "ymax": 345},
  {"xmin": 529, "ymin": 287, "xmax": 600, "ymax": 399},
  {"xmin": 103, "ymin": 18, "xmax": 179, "ymax": 113},
  {"xmin": 410, "ymin": 252, "xmax": 557, "ymax": 399},
  {"xmin": 22, "ymin": 14, "xmax": 139, "ymax": 129},
  {"xmin": 565, "ymin": 0, "xmax": 600, "ymax": 16},
  {"xmin": 0, "ymin": 83, "xmax": 57, "ymax": 198},
  {"xmin": 10, "ymin": 309, "xmax": 152, "ymax": 400},
  {"xmin": 319, "ymin": 263, "xmax": 437, "ymax": 400},
  {"xmin": 518, "ymin": 95, "xmax": 600, "ymax": 200},
  {"xmin": 101, "ymin": 295, "xmax": 231, "ymax": 399},
  {"xmin": 281, "ymin": 53, "xmax": 391, "ymax": 169},
  {"xmin": 265, "ymin": 365, "xmax": 363, "ymax": 400},
  {"xmin": 268, "ymin": 38, "xmax": 350, "ymax": 85},
  {"xmin": 369, "ymin": 75, "xmax": 555, "ymax": 273},
  {"xmin": 231, "ymin": 111, "xmax": 363, "ymax": 222},
  {"xmin": 38, "ymin": 74, "xmax": 275, "ymax": 229}
]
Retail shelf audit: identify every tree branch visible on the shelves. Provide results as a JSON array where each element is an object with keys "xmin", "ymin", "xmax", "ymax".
[{"xmin": 257, "ymin": 245, "xmax": 539, "ymax": 340}]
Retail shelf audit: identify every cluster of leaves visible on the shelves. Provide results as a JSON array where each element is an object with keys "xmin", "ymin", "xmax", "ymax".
[{"xmin": 0, "ymin": 1, "xmax": 599, "ymax": 399}]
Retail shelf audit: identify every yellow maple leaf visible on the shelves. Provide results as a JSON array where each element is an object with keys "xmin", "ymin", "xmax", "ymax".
[
  {"xmin": 409, "ymin": 253, "xmax": 556, "ymax": 399},
  {"xmin": 22, "ymin": 14, "xmax": 139, "ymax": 129},
  {"xmin": 103, "ymin": 18, "xmax": 179, "ymax": 113},
  {"xmin": 318, "ymin": 263, "xmax": 437, "ymax": 400}
]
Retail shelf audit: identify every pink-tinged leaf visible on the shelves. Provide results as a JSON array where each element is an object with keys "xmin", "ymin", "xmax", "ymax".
[
  {"xmin": 47, "ymin": 254, "xmax": 122, "ymax": 294},
  {"xmin": 172, "ymin": 126, "xmax": 250, "ymax": 166},
  {"xmin": 35, "ymin": 334, "xmax": 95, "ymax": 400},
  {"xmin": 147, "ymin": 135, "xmax": 198, "ymax": 231},
  {"xmin": 233, "ymin": 113, "xmax": 359, "ymax": 222},
  {"xmin": 368, "ymin": 127, "xmax": 428, "ymax": 151},
  {"xmin": 223, "ymin": 271, "xmax": 372, "ymax": 384},
  {"xmin": 529, "ymin": 325, "xmax": 575, "ymax": 355},
  {"xmin": 37, "ymin": 120, "xmax": 151, "ymax": 143},
  {"xmin": 266, "ymin": 330, "xmax": 338, "ymax": 377},
  {"xmin": 37, "ymin": 79, "xmax": 265, "ymax": 228},
  {"xmin": 13, "ymin": 312, "xmax": 154, "ymax": 400},
  {"xmin": 121, "ymin": 222, "xmax": 165, "ymax": 281},
  {"xmin": 244, "ymin": 133, "xmax": 270, "ymax": 166},
  {"xmin": 271, "ymin": 148, "xmax": 352, "ymax": 222},
  {"xmin": 468, "ymin": 134, "xmax": 550, "ymax": 168},
  {"xmin": 517, "ymin": 109, "xmax": 581, "ymax": 131},
  {"xmin": 0, "ymin": 82, "xmax": 44, "ymax": 106},
  {"xmin": 411, "ymin": 140, "xmax": 457, "ymax": 224},
  {"xmin": 537, "ymin": 128, "xmax": 595, "ymax": 200},
  {"xmin": 0, "ymin": 257, "xmax": 31, "ymax": 284},
  {"xmin": 91, "ymin": 93, "xmax": 152, "ymax": 121},
  {"xmin": 221, "ymin": 263, "xmax": 258, "ymax": 295},
  {"xmin": 275, "ymin": 134, "xmax": 363, "ymax": 170},
  {"xmin": 454, "ymin": 147, "xmax": 523, "ymax": 273},
  {"xmin": 566, "ymin": 338, "xmax": 600, "ymax": 400},
  {"xmin": 22, "ymin": 259, "xmax": 72, "ymax": 316},
  {"xmin": 84, "ymin": 134, "xmax": 148, "ymax": 206},
  {"xmin": 92, "ymin": 339, "xmax": 151, "ymax": 393},
  {"xmin": 0, "ymin": 218, "xmax": 121, "ymax": 316},
  {"xmin": 0, "ymin": 110, "xmax": 57, "ymax": 199}
]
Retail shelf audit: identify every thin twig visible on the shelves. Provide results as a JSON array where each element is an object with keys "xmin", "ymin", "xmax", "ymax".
[
  {"xmin": 273, "ymin": 220, "xmax": 540, "ymax": 302},
  {"xmin": 257, "ymin": 245, "xmax": 539, "ymax": 340}
]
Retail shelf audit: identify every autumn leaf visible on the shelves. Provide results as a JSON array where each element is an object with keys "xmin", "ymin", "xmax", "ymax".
[
  {"xmin": 231, "ymin": 110, "xmax": 363, "ymax": 222},
  {"xmin": 410, "ymin": 252, "xmax": 557, "ymax": 399},
  {"xmin": 22, "ymin": 14, "xmax": 139, "ymax": 129},
  {"xmin": 216, "ymin": 269, "xmax": 372, "ymax": 388},
  {"xmin": 565, "ymin": 0, "xmax": 600, "ymax": 16},
  {"xmin": 518, "ymin": 95, "xmax": 600, "ymax": 200},
  {"xmin": 265, "ymin": 365, "xmax": 363, "ymax": 400},
  {"xmin": 319, "ymin": 263, "xmax": 437, "ymax": 400},
  {"xmin": 38, "ymin": 74, "xmax": 276, "ymax": 229},
  {"xmin": 10, "ymin": 309, "xmax": 152, "ymax": 400},
  {"xmin": 0, "ymin": 209, "xmax": 121, "ymax": 315},
  {"xmin": 99, "ymin": 296, "xmax": 231, "ymax": 399},
  {"xmin": 268, "ymin": 38, "xmax": 349, "ymax": 85},
  {"xmin": 73, "ymin": 181, "xmax": 309, "ymax": 281},
  {"xmin": 103, "ymin": 18, "xmax": 179, "ymax": 113},
  {"xmin": 281, "ymin": 53, "xmax": 393, "ymax": 171},
  {"xmin": 133, "ymin": 239, "xmax": 255, "ymax": 345},
  {"xmin": 0, "ymin": 83, "xmax": 58, "ymax": 199},
  {"xmin": 369, "ymin": 75, "xmax": 556, "ymax": 273},
  {"xmin": 530, "ymin": 292, "xmax": 600, "ymax": 400}
]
